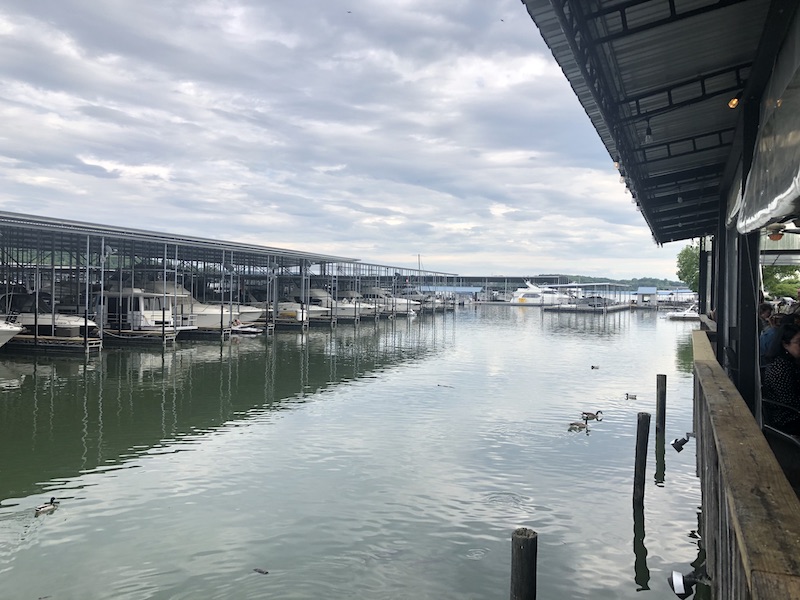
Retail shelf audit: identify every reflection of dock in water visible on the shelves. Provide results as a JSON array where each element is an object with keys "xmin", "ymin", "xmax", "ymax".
[{"xmin": 0, "ymin": 314, "xmax": 454, "ymax": 502}]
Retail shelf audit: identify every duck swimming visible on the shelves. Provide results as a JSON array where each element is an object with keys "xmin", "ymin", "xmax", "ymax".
[
  {"xmin": 581, "ymin": 410, "xmax": 603, "ymax": 421},
  {"xmin": 568, "ymin": 421, "xmax": 587, "ymax": 431},
  {"xmin": 34, "ymin": 497, "xmax": 59, "ymax": 517},
  {"xmin": 625, "ymin": 393, "xmax": 637, "ymax": 400}
]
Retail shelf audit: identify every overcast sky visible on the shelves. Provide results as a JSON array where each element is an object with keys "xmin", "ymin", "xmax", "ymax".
[{"xmin": 0, "ymin": 0, "xmax": 689, "ymax": 280}]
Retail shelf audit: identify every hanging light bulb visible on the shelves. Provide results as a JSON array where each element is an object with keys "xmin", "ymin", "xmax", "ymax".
[
  {"xmin": 613, "ymin": 156, "xmax": 620, "ymax": 169},
  {"xmin": 644, "ymin": 118, "xmax": 653, "ymax": 144}
]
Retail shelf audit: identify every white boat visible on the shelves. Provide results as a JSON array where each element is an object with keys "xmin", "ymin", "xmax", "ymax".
[
  {"xmin": 275, "ymin": 301, "xmax": 330, "ymax": 321},
  {"xmin": 146, "ymin": 281, "xmax": 243, "ymax": 328},
  {"xmin": 0, "ymin": 321, "xmax": 24, "ymax": 347},
  {"xmin": 306, "ymin": 288, "xmax": 361, "ymax": 319},
  {"xmin": 95, "ymin": 287, "xmax": 197, "ymax": 332},
  {"xmin": 336, "ymin": 290, "xmax": 378, "ymax": 317},
  {"xmin": 666, "ymin": 304, "xmax": 700, "ymax": 320},
  {"xmin": 509, "ymin": 282, "xmax": 572, "ymax": 306},
  {"xmin": 361, "ymin": 287, "xmax": 419, "ymax": 316},
  {"xmin": 0, "ymin": 291, "xmax": 98, "ymax": 336}
]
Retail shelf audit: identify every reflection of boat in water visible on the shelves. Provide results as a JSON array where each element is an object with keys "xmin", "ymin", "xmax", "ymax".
[
  {"xmin": 666, "ymin": 304, "xmax": 700, "ymax": 320},
  {"xmin": 509, "ymin": 282, "xmax": 571, "ymax": 306},
  {"xmin": 0, "ymin": 290, "xmax": 98, "ymax": 336}
]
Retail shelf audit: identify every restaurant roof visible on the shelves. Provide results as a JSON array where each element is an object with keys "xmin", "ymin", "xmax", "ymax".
[{"xmin": 523, "ymin": 0, "xmax": 797, "ymax": 244}]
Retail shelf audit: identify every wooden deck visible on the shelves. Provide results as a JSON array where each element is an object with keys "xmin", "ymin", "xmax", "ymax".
[{"xmin": 693, "ymin": 330, "xmax": 800, "ymax": 598}]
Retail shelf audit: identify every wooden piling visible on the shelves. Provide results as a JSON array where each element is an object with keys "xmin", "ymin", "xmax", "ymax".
[
  {"xmin": 510, "ymin": 527, "xmax": 537, "ymax": 600},
  {"xmin": 656, "ymin": 374, "xmax": 667, "ymax": 434},
  {"xmin": 633, "ymin": 412, "xmax": 651, "ymax": 505}
]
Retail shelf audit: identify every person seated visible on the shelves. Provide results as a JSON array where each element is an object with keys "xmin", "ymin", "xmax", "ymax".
[
  {"xmin": 763, "ymin": 323, "xmax": 800, "ymax": 434},
  {"xmin": 760, "ymin": 314, "xmax": 795, "ymax": 366},
  {"xmin": 759, "ymin": 302, "xmax": 773, "ymax": 333}
]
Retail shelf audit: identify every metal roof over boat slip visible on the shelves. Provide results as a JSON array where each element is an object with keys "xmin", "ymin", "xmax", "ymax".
[
  {"xmin": 523, "ymin": 0, "xmax": 796, "ymax": 244},
  {"xmin": 0, "ymin": 211, "xmax": 456, "ymax": 276}
]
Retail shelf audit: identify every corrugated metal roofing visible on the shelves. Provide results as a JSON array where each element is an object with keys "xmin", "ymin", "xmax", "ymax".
[{"xmin": 523, "ymin": 0, "xmax": 796, "ymax": 244}]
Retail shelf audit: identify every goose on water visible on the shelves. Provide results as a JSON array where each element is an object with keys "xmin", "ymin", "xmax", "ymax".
[
  {"xmin": 625, "ymin": 393, "xmax": 637, "ymax": 400},
  {"xmin": 581, "ymin": 410, "xmax": 603, "ymax": 421},
  {"xmin": 34, "ymin": 497, "xmax": 59, "ymax": 517},
  {"xmin": 568, "ymin": 421, "xmax": 587, "ymax": 431}
]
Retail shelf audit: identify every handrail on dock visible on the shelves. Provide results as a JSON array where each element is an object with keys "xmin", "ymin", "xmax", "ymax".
[{"xmin": 692, "ymin": 330, "xmax": 800, "ymax": 598}]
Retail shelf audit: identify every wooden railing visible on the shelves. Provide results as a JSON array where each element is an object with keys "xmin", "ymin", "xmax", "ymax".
[{"xmin": 693, "ymin": 330, "xmax": 800, "ymax": 598}]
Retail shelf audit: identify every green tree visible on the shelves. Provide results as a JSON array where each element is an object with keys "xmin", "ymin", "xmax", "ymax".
[
  {"xmin": 762, "ymin": 265, "xmax": 800, "ymax": 299},
  {"xmin": 676, "ymin": 243, "xmax": 700, "ymax": 292}
]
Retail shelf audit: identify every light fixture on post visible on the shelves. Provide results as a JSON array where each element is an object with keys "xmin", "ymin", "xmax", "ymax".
[
  {"xmin": 671, "ymin": 433, "xmax": 693, "ymax": 452},
  {"xmin": 644, "ymin": 118, "xmax": 652, "ymax": 144},
  {"xmin": 667, "ymin": 566, "xmax": 709, "ymax": 599},
  {"xmin": 728, "ymin": 91, "xmax": 743, "ymax": 109}
]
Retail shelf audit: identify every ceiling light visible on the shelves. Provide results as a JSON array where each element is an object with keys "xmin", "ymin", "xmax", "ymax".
[
  {"xmin": 728, "ymin": 92, "xmax": 742, "ymax": 109},
  {"xmin": 613, "ymin": 156, "xmax": 620, "ymax": 169},
  {"xmin": 644, "ymin": 119, "xmax": 652, "ymax": 144}
]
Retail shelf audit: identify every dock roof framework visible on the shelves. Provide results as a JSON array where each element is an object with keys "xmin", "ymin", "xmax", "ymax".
[
  {"xmin": 523, "ymin": 0, "xmax": 797, "ymax": 244},
  {"xmin": 0, "ymin": 211, "xmax": 456, "ymax": 292}
]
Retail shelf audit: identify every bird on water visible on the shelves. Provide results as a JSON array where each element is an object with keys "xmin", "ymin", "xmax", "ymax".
[
  {"xmin": 34, "ymin": 497, "xmax": 59, "ymax": 517},
  {"xmin": 581, "ymin": 410, "xmax": 603, "ymax": 421}
]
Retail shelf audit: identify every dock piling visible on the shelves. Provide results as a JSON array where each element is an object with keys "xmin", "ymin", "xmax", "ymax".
[
  {"xmin": 656, "ymin": 374, "xmax": 667, "ymax": 434},
  {"xmin": 633, "ymin": 412, "xmax": 651, "ymax": 505},
  {"xmin": 510, "ymin": 527, "xmax": 537, "ymax": 600}
]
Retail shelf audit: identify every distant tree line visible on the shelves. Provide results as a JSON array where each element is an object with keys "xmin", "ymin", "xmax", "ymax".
[{"xmin": 562, "ymin": 274, "xmax": 684, "ymax": 290}]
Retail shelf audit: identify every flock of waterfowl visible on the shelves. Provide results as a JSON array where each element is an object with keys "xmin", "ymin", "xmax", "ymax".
[{"xmin": 568, "ymin": 364, "xmax": 638, "ymax": 432}]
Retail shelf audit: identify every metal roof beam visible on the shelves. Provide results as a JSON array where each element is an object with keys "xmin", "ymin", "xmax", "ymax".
[
  {"xmin": 617, "ymin": 64, "xmax": 749, "ymax": 120},
  {"xmin": 587, "ymin": 0, "xmax": 750, "ymax": 46},
  {"xmin": 639, "ymin": 164, "xmax": 724, "ymax": 190},
  {"xmin": 636, "ymin": 127, "xmax": 735, "ymax": 167}
]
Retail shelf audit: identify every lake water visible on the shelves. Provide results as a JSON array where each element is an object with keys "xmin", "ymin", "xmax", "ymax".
[{"xmin": 0, "ymin": 306, "xmax": 702, "ymax": 599}]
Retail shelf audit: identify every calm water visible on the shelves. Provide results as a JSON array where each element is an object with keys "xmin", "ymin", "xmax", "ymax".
[{"xmin": 0, "ymin": 306, "xmax": 701, "ymax": 599}]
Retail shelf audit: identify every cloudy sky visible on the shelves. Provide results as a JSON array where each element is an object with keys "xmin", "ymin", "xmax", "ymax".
[{"xmin": 0, "ymin": 0, "xmax": 688, "ymax": 280}]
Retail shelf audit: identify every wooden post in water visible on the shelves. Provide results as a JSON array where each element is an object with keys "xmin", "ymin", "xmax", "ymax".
[
  {"xmin": 510, "ymin": 527, "xmax": 537, "ymax": 600},
  {"xmin": 656, "ymin": 374, "xmax": 667, "ymax": 435},
  {"xmin": 633, "ymin": 412, "xmax": 651, "ymax": 505}
]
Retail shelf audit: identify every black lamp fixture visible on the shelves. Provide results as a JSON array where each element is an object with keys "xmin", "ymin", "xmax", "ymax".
[
  {"xmin": 667, "ymin": 570, "xmax": 698, "ymax": 599},
  {"xmin": 671, "ymin": 432, "xmax": 693, "ymax": 452},
  {"xmin": 644, "ymin": 118, "xmax": 653, "ymax": 143},
  {"xmin": 667, "ymin": 566, "xmax": 709, "ymax": 599}
]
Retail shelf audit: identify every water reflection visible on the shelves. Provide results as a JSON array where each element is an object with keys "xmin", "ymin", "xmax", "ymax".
[{"xmin": 0, "ymin": 315, "xmax": 454, "ymax": 505}]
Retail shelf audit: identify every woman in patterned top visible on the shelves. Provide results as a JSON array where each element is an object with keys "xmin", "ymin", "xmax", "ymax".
[{"xmin": 763, "ymin": 323, "xmax": 800, "ymax": 434}]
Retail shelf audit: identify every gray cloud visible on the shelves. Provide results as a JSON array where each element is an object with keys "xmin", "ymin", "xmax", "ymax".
[{"xmin": 0, "ymin": 0, "xmax": 682, "ymax": 278}]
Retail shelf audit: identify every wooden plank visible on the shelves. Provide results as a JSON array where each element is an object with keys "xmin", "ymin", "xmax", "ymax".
[
  {"xmin": 695, "ymin": 359, "xmax": 800, "ymax": 585},
  {"xmin": 751, "ymin": 571, "xmax": 800, "ymax": 599}
]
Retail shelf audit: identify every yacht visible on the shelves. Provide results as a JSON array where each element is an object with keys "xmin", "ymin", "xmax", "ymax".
[
  {"xmin": 361, "ymin": 287, "xmax": 419, "ymax": 316},
  {"xmin": 509, "ymin": 282, "xmax": 572, "ymax": 306},
  {"xmin": 94, "ymin": 287, "xmax": 197, "ymax": 332},
  {"xmin": 146, "ymin": 281, "xmax": 245, "ymax": 328},
  {"xmin": 0, "ymin": 290, "xmax": 98, "ymax": 336},
  {"xmin": 305, "ymin": 288, "xmax": 361, "ymax": 320},
  {"xmin": 337, "ymin": 290, "xmax": 379, "ymax": 317}
]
